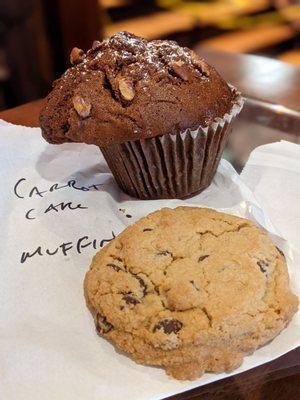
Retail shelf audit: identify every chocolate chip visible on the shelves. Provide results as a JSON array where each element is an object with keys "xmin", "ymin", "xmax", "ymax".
[
  {"xmin": 70, "ymin": 47, "xmax": 84, "ymax": 65},
  {"xmin": 190, "ymin": 280, "xmax": 199, "ymax": 291},
  {"xmin": 198, "ymin": 255, "xmax": 209, "ymax": 262},
  {"xmin": 143, "ymin": 228, "xmax": 153, "ymax": 232},
  {"xmin": 154, "ymin": 285, "xmax": 160, "ymax": 294},
  {"xmin": 136, "ymin": 276, "xmax": 147, "ymax": 296},
  {"xmin": 126, "ymin": 214, "xmax": 132, "ymax": 218},
  {"xmin": 257, "ymin": 260, "xmax": 269, "ymax": 274},
  {"xmin": 72, "ymin": 95, "xmax": 91, "ymax": 118},
  {"xmin": 170, "ymin": 60, "xmax": 191, "ymax": 81},
  {"xmin": 106, "ymin": 263, "xmax": 123, "ymax": 272},
  {"xmin": 96, "ymin": 313, "xmax": 113, "ymax": 334},
  {"xmin": 157, "ymin": 250, "xmax": 172, "ymax": 257},
  {"xmin": 112, "ymin": 256, "xmax": 123, "ymax": 262},
  {"xmin": 122, "ymin": 294, "xmax": 140, "ymax": 305},
  {"xmin": 153, "ymin": 318, "xmax": 183, "ymax": 334},
  {"xmin": 276, "ymin": 246, "xmax": 285, "ymax": 257},
  {"xmin": 118, "ymin": 78, "xmax": 135, "ymax": 101}
]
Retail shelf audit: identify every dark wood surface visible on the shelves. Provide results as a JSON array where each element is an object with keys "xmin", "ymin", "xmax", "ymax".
[
  {"xmin": 0, "ymin": 98, "xmax": 44, "ymax": 127},
  {"xmin": 197, "ymin": 46, "xmax": 300, "ymax": 112},
  {"xmin": 0, "ymin": 49, "xmax": 299, "ymax": 400}
]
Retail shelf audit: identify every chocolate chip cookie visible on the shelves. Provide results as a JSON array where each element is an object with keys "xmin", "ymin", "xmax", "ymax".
[{"xmin": 84, "ymin": 207, "xmax": 298, "ymax": 380}]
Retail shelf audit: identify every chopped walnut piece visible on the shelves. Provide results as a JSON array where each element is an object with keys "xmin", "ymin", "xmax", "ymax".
[
  {"xmin": 70, "ymin": 47, "xmax": 84, "ymax": 65},
  {"xmin": 72, "ymin": 95, "xmax": 91, "ymax": 118},
  {"xmin": 118, "ymin": 78, "xmax": 135, "ymax": 101}
]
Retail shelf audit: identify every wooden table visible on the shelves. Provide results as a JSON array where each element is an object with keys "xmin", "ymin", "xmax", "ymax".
[
  {"xmin": 198, "ymin": 46, "xmax": 300, "ymax": 112},
  {"xmin": 0, "ymin": 49, "xmax": 299, "ymax": 400}
]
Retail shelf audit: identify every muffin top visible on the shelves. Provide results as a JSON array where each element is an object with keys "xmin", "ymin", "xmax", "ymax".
[{"xmin": 40, "ymin": 31, "xmax": 237, "ymax": 147}]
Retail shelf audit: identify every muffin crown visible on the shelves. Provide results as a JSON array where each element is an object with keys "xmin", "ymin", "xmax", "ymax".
[
  {"xmin": 40, "ymin": 32, "xmax": 237, "ymax": 147},
  {"xmin": 81, "ymin": 31, "xmax": 211, "ymax": 93}
]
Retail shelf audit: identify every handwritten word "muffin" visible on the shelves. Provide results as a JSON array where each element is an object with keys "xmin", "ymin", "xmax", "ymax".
[{"xmin": 20, "ymin": 232, "xmax": 116, "ymax": 264}]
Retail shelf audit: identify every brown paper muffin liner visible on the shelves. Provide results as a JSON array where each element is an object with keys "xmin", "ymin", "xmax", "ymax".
[{"xmin": 100, "ymin": 90, "xmax": 243, "ymax": 199}]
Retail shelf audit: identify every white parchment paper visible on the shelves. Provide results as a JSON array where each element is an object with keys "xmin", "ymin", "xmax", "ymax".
[{"xmin": 0, "ymin": 120, "xmax": 299, "ymax": 400}]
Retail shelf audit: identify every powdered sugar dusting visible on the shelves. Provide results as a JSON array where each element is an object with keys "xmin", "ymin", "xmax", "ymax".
[{"xmin": 59, "ymin": 31, "xmax": 209, "ymax": 88}]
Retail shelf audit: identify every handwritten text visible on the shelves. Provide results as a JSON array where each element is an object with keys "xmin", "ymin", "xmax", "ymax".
[{"xmin": 20, "ymin": 232, "xmax": 116, "ymax": 264}]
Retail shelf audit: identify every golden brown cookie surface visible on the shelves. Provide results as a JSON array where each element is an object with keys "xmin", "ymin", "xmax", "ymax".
[{"xmin": 84, "ymin": 207, "xmax": 298, "ymax": 380}]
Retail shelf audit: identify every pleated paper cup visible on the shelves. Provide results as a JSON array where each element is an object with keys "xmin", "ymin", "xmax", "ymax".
[{"xmin": 100, "ymin": 89, "xmax": 243, "ymax": 200}]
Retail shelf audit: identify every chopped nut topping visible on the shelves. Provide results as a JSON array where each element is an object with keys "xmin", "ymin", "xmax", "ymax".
[
  {"xmin": 72, "ymin": 95, "xmax": 91, "ymax": 118},
  {"xmin": 70, "ymin": 47, "xmax": 84, "ymax": 65},
  {"xmin": 170, "ymin": 60, "xmax": 191, "ymax": 81},
  {"xmin": 92, "ymin": 40, "xmax": 101, "ymax": 50},
  {"xmin": 118, "ymin": 78, "xmax": 135, "ymax": 101},
  {"xmin": 190, "ymin": 51, "xmax": 210, "ymax": 76}
]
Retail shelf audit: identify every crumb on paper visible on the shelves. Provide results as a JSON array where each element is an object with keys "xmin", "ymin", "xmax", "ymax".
[{"xmin": 119, "ymin": 209, "xmax": 132, "ymax": 218}]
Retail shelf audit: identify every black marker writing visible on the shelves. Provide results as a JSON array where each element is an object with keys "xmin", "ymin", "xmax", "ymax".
[
  {"xmin": 60, "ymin": 242, "xmax": 73, "ymax": 256},
  {"xmin": 44, "ymin": 201, "xmax": 88, "ymax": 214},
  {"xmin": 45, "ymin": 248, "xmax": 59, "ymax": 256},
  {"xmin": 20, "ymin": 246, "xmax": 43, "ymax": 264},
  {"xmin": 14, "ymin": 178, "xmax": 26, "ymax": 199},
  {"xmin": 24, "ymin": 201, "xmax": 88, "ymax": 220},
  {"xmin": 76, "ymin": 236, "xmax": 97, "ymax": 254},
  {"xmin": 20, "ymin": 232, "xmax": 116, "ymax": 264},
  {"xmin": 29, "ymin": 186, "xmax": 48, "ymax": 198},
  {"xmin": 14, "ymin": 177, "xmax": 104, "ymax": 200},
  {"xmin": 25, "ymin": 208, "xmax": 36, "ymax": 220},
  {"xmin": 100, "ymin": 232, "xmax": 116, "ymax": 247}
]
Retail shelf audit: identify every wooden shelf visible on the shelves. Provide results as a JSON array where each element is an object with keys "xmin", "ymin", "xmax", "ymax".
[
  {"xmin": 165, "ymin": 0, "xmax": 270, "ymax": 25},
  {"xmin": 201, "ymin": 24, "xmax": 294, "ymax": 53},
  {"xmin": 105, "ymin": 11, "xmax": 197, "ymax": 39},
  {"xmin": 278, "ymin": 50, "xmax": 300, "ymax": 67},
  {"xmin": 100, "ymin": 0, "xmax": 129, "ymax": 9}
]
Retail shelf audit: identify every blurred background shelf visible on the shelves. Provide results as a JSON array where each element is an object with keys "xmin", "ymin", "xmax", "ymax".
[
  {"xmin": 101, "ymin": 0, "xmax": 129, "ymax": 8},
  {"xmin": 201, "ymin": 24, "xmax": 294, "ymax": 53},
  {"xmin": 278, "ymin": 49, "xmax": 300, "ymax": 66},
  {"xmin": 105, "ymin": 11, "xmax": 198, "ymax": 39},
  {"xmin": 0, "ymin": 0, "xmax": 299, "ymax": 110}
]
